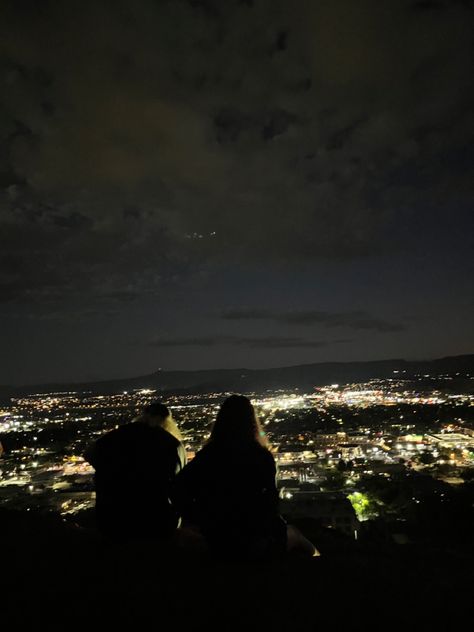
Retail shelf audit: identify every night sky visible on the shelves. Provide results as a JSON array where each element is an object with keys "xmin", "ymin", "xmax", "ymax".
[{"xmin": 1, "ymin": 0, "xmax": 473, "ymax": 385}]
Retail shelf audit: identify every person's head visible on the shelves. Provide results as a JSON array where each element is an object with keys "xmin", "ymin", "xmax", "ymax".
[
  {"xmin": 209, "ymin": 395, "xmax": 268, "ymax": 448},
  {"xmin": 137, "ymin": 402, "xmax": 183, "ymax": 441}
]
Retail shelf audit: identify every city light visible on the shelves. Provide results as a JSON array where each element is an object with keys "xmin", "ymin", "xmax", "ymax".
[{"xmin": 0, "ymin": 372, "xmax": 472, "ymax": 524}]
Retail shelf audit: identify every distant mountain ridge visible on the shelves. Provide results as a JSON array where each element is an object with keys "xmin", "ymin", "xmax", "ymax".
[{"xmin": 3, "ymin": 354, "xmax": 474, "ymax": 399}]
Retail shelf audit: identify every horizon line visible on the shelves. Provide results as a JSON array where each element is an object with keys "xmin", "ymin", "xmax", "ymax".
[{"xmin": 6, "ymin": 351, "xmax": 474, "ymax": 390}]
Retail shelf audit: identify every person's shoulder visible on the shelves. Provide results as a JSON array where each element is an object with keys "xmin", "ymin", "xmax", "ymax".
[
  {"xmin": 188, "ymin": 443, "xmax": 215, "ymax": 466},
  {"xmin": 153, "ymin": 425, "xmax": 180, "ymax": 444},
  {"xmin": 251, "ymin": 443, "xmax": 276, "ymax": 464},
  {"xmin": 97, "ymin": 422, "xmax": 136, "ymax": 445},
  {"xmin": 192, "ymin": 443, "xmax": 212, "ymax": 460},
  {"xmin": 147, "ymin": 426, "xmax": 185, "ymax": 456}
]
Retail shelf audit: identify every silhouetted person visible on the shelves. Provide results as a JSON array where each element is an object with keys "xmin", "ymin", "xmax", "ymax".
[
  {"xmin": 85, "ymin": 402, "xmax": 186, "ymax": 540},
  {"xmin": 174, "ymin": 395, "xmax": 318, "ymax": 559}
]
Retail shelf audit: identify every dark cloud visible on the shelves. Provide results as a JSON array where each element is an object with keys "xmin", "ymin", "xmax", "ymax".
[
  {"xmin": 262, "ymin": 109, "xmax": 298, "ymax": 141},
  {"xmin": 213, "ymin": 107, "xmax": 299, "ymax": 144},
  {"xmin": 0, "ymin": 0, "xmax": 472, "ymax": 381},
  {"xmin": 222, "ymin": 309, "xmax": 405, "ymax": 333},
  {"xmin": 149, "ymin": 335, "xmax": 350, "ymax": 349},
  {"xmin": 412, "ymin": 1, "xmax": 444, "ymax": 9},
  {"xmin": 50, "ymin": 211, "xmax": 94, "ymax": 230},
  {"xmin": 187, "ymin": 0, "xmax": 221, "ymax": 19},
  {"xmin": 213, "ymin": 108, "xmax": 253, "ymax": 144}
]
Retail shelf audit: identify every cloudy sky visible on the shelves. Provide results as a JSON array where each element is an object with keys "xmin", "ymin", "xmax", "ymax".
[{"xmin": 1, "ymin": 0, "xmax": 473, "ymax": 384}]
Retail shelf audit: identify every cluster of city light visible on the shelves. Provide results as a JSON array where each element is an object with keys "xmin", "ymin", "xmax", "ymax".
[
  {"xmin": 1, "ymin": 373, "xmax": 473, "ymax": 525},
  {"xmin": 254, "ymin": 394, "xmax": 307, "ymax": 411}
]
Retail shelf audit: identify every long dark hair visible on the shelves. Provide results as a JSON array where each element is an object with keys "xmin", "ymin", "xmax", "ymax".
[{"xmin": 209, "ymin": 395, "xmax": 269, "ymax": 448}]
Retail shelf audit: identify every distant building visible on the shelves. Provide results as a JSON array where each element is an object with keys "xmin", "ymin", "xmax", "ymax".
[
  {"xmin": 312, "ymin": 433, "xmax": 348, "ymax": 449},
  {"xmin": 426, "ymin": 433, "xmax": 474, "ymax": 450},
  {"xmin": 281, "ymin": 491, "xmax": 359, "ymax": 538},
  {"xmin": 276, "ymin": 450, "xmax": 317, "ymax": 464}
]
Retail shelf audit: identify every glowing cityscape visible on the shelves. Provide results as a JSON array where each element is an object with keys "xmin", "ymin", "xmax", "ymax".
[{"xmin": 1, "ymin": 371, "xmax": 473, "ymax": 538}]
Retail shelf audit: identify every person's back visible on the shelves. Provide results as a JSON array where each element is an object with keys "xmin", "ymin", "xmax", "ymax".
[
  {"xmin": 86, "ymin": 403, "xmax": 185, "ymax": 539},
  {"xmin": 174, "ymin": 396, "xmax": 287, "ymax": 558},
  {"xmin": 177, "ymin": 440, "xmax": 285, "ymax": 556}
]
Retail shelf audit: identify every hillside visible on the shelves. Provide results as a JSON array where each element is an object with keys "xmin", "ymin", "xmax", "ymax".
[
  {"xmin": 1, "ymin": 508, "xmax": 472, "ymax": 628},
  {"xmin": 4, "ymin": 354, "xmax": 474, "ymax": 398}
]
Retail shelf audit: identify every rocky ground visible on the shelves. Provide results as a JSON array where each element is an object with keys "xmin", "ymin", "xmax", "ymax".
[{"xmin": 1, "ymin": 508, "xmax": 472, "ymax": 630}]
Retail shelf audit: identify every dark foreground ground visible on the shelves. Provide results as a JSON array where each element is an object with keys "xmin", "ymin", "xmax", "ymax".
[{"xmin": 1, "ymin": 509, "xmax": 473, "ymax": 630}]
